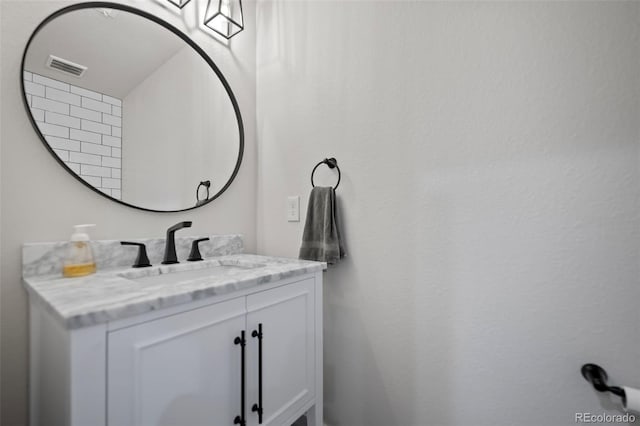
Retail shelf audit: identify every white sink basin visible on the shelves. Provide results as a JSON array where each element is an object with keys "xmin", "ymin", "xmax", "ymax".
[{"xmin": 118, "ymin": 259, "xmax": 267, "ymax": 285}]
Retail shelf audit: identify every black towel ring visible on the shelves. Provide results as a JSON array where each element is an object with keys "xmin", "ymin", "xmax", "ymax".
[
  {"xmin": 311, "ymin": 158, "xmax": 341, "ymax": 190},
  {"xmin": 196, "ymin": 180, "xmax": 211, "ymax": 203}
]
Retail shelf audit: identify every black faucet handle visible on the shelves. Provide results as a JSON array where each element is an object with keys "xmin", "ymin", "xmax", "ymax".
[
  {"xmin": 168, "ymin": 221, "xmax": 193, "ymax": 232},
  {"xmin": 121, "ymin": 241, "xmax": 152, "ymax": 268},
  {"xmin": 187, "ymin": 238, "xmax": 210, "ymax": 262}
]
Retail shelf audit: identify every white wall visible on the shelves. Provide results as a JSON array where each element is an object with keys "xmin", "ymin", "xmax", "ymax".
[
  {"xmin": 0, "ymin": 1, "xmax": 256, "ymax": 425},
  {"xmin": 256, "ymin": 2, "xmax": 640, "ymax": 425},
  {"xmin": 123, "ymin": 46, "xmax": 238, "ymax": 210}
]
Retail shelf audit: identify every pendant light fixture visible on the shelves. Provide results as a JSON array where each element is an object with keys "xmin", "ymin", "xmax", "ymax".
[
  {"xmin": 166, "ymin": 0, "xmax": 192, "ymax": 9},
  {"xmin": 166, "ymin": 0, "xmax": 244, "ymax": 39},
  {"xmin": 204, "ymin": 0, "xmax": 244, "ymax": 39}
]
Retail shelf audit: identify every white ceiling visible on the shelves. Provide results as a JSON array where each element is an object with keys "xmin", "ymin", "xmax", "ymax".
[{"xmin": 24, "ymin": 7, "xmax": 186, "ymax": 98}]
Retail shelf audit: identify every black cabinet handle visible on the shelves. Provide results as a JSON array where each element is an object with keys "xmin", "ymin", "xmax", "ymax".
[
  {"xmin": 120, "ymin": 241, "xmax": 151, "ymax": 268},
  {"xmin": 234, "ymin": 331, "xmax": 246, "ymax": 426},
  {"xmin": 251, "ymin": 324, "xmax": 264, "ymax": 424}
]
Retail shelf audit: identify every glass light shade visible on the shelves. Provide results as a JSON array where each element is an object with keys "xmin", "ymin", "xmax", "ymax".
[
  {"xmin": 166, "ymin": 0, "xmax": 192, "ymax": 9},
  {"xmin": 204, "ymin": 0, "xmax": 244, "ymax": 39}
]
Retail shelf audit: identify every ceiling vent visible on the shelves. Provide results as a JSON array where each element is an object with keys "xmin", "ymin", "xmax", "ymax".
[{"xmin": 46, "ymin": 55, "xmax": 87, "ymax": 77}]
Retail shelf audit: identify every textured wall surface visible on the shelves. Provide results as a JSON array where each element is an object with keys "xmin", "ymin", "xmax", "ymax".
[
  {"xmin": 23, "ymin": 71, "xmax": 124, "ymax": 199},
  {"xmin": 0, "ymin": 1, "xmax": 257, "ymax": 424},
  {"xmin": 256, "ymin": 2, "xmax": 640, "ymax": 425}
]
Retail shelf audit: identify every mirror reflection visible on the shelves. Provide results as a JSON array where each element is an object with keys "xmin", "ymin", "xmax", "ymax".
[{"xmin": 22, "ymin": 5, "xmax": 243, "ymax": 212}]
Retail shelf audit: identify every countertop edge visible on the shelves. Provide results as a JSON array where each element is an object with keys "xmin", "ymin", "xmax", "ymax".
[{"xmin": 23, "ymin": 255, "xmax": 326, "ymax": 330}]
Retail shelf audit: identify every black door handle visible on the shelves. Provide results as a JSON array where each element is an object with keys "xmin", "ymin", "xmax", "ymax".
[
  {"xmin": 251, "ymin": 324, "xmax": 264, "ymax": 423},
  {"xmin": 234, "ymin": 331, "xmax": 246, "ymax": 426}
]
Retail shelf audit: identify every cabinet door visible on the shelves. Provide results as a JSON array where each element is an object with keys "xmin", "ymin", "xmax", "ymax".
[
  {"xmin": 108, "ymin": 298, "xmax": 246, "ymax": 426},
  {"xmin": 246, "ymin": 279, "xmax": 316, "ymax": 426}
]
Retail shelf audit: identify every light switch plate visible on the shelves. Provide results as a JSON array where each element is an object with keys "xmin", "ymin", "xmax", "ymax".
[{"xmin": 287, "ymin": 196, "xmax": 300, "ymax": 222}]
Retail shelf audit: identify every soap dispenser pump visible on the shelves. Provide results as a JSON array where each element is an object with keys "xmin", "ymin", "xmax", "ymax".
[{"xmin": 63, "ymin": 224, "xmax": 97, "ymax": 278}]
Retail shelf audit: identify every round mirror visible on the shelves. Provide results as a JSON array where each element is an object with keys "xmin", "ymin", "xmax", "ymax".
[{"xmin": 21, "ymin": 3, "xmax": 244, "ymax": 212}]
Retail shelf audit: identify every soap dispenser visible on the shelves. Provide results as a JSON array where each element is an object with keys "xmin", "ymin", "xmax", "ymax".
[{"xmin": 63, "ymin": 224, "xmax": 97, "ymax": 278}]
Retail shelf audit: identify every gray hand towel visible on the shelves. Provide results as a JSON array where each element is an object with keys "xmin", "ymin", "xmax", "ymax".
[{"xmin": 299, "ymin": 186, "xmax": 345, "ymax": 264}]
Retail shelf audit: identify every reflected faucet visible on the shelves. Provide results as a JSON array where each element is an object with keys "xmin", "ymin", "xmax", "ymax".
[{"xmin": 162, "ymin": 221, "xmax": 193, "ymax": 264}]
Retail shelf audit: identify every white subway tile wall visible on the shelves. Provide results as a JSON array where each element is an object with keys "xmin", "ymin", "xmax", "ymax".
[{"xmin": 25, "ymin": 72, "xmax": 123, "ymax": 199}]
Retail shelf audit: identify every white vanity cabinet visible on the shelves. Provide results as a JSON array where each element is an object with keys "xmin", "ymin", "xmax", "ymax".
[
  {"xmin": 245, "ymin": 278, "xmax": 316, "ymax": 426},
  {"xmin": 107, "ymin": 297, "xmax": 247, "ymax": 426},
  {"xmin": 28, "ymin": 273, "xmax": 323, "ymax": 426}
]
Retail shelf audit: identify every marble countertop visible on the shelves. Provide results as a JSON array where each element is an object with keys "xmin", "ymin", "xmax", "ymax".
[{"xmin": 23, "ymin": 254, "xmax": 326, "ymax": 329}]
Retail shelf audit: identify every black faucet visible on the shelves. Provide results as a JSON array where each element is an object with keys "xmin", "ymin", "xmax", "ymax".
[
  {"xmin": 187, "ymin": 238, "xmax": 210, "ymax": 262},
  {"xmin": 121, "ymin": 241, "xmax": 152, "ymax": 268},
  {"xmin": 162, "ymin": 221, "xmax": 192, "ymax": 264}
]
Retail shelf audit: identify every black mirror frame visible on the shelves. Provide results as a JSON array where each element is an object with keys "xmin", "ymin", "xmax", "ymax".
[{"xmin": 20, "ymin": 1, "xmax": 244, "ymax": 213}]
